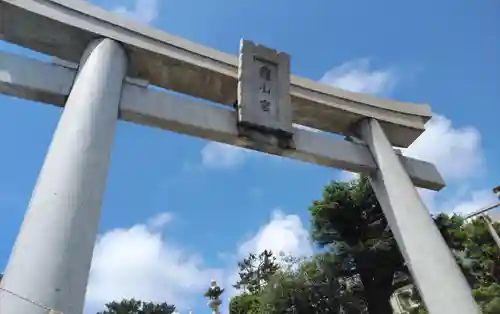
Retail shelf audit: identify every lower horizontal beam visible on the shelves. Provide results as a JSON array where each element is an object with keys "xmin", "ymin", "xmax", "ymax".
[
  {"xmin": 0, "ymin": 51, "xmax": 74, "ymax": 105},
  {"xmin": 0, "ymin": 51, "xmax": 445, "ymax": 190},
  {"xmin": 120, "ymin": 85, "xmax": 444, "ymax": 190}
]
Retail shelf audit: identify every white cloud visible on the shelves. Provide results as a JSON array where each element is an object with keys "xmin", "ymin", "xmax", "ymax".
[
  {"xmin": 237, "ymin": 210, "xmax": 312, "ymax": 259},
  {"xmin": 448, "ymin": 190, "xmax": 498, "ymax": 216},
  {"xmin": 404, "ymin": 114, "xmax": 484, "ymax": 181},
  {"xmin": 223, "ymin": 209, "xmax": 312, "ymax": 300},
  {"xmin": 320, "ymin": 60, "xmax": 488, "ymax": 216},
  {"xmin": 85, "ymin": 209, "xmax": 313, "ymax": 313},
  {"xmin": 85, "ymin": 212, "xmax": 223, "ymax": 312},
  {"xmin": 321, "ymin": 59, "xmax": 396, "ymax": 181},
  {"xmin": 403, "ymin": 115, "xmax": 489, "ymax": 215},
  {"xmin": 364, "ymin": 114, "xmax": 485, "ymax": 215},
  {"xmin": 147, "ymin": 212, "xmax": 173, "ymax": 229},
  {"xmin": 320, "ymin": 59, "xmax": 484, "ymax": 181},
  {"xmin": 201, "ymin": 142, "xmax": 250, "ymax": 169},
  {"xmin": 337, "ymin": 171, "xmax": 359, "ymax": 183},
  {"xmin": 337, "ymin": 115, "xmax": 484, "ymax": 188},
  {"xmin": 320, "ymin": 58, "xmax": 396, "ymax": 95},
  {"xmin": 113, "ymin": 0, "xmax": 159, "ymax": 24}
]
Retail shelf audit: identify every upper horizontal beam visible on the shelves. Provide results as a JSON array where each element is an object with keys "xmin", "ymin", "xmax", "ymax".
[
  {"xmin": 0, "ymin": 0, "xmax": 431, "ymax": 148},
  {"xmin": 0, "ymin": 51, "xmax": 445, "ymax": 190}
]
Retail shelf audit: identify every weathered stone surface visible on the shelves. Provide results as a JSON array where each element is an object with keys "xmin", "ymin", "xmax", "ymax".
[
  {"xmin": 237, "ymin": 39, "xmax": 293, "ymax": 148},
  {"xmin": 0, "ymin": 0, "xmax": 432, "ymax": 147},
  {"xmin": 0, "ymin": 52, "xmax": 445, "ymax": 190},
  {"xmin": 237, "ymin": 40, "xmax": 292, "ymax": 133}
]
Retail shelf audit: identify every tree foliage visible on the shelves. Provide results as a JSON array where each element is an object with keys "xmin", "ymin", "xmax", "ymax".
[
  {"xmin": 308, "ymin": 176, "xmax": 500, "ymax": 313},
  {"xmin": 463, "ymin": 217, "xmax": 500, "ymax": 286},
  {"xmin": 233, "ymin": 250, "xmax": 280, "ymax": 295},
  {"xmin": 97, "ymin": 299, "xmax": 176, "ymax": 314},
  {"xmin": 308, "ymin": 176, "xmax": 408, "ymax": 314},
  {"xmin": 438, "ymin": 214, "xmax": 500, "ymax": 313},
  {"xmin": 473, "ymin": 282, "xmax": 500, "ymax": 314},
  {"xmin": 230, "ymin": 250, "xmax": 281, "ymax": 313},
  {"xmin": 229, "ymin": 293, "xmax": 260, "ymax": 314},
  {"xmin": 230, "ymin": 252, "xmax": 363, "ymax": 314},
  {"xmin": 411, "ymin": 213, "xmax": 500, "ymax": 313}
]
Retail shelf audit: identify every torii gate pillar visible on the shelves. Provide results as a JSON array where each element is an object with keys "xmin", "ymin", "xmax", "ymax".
[
  {"xmin": 356, "ymin": 118, "xmax": 480, "ymax": 314},
  {"xmin": 0, "ymin": 38, "xmax": 127, "ymax": 314}
]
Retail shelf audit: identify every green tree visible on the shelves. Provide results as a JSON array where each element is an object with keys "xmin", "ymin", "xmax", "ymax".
[
  {"xmin": 309, "ymin": 176, "xmax": 409, "ymax": 314},
  {"xmin": 462, "ymin": 216, "xmax": 499, "ymax": 313},
  {"xmin": 258, "ymin": 254, "xmax": 353, "ymax": 314},
  {"xmin": 233, "ymin": 250, "xmax": 280, "ymax": 294},
  {"xmin": 411, "ymin": 213, "xmax": 500, "ymax": 313},
  {"xmin": 433, "ymin": 213, "xmax": 480, "ymax": 287},
  {"xmin": 230, "ymin": 250, "xmax": 281, "ymax": 314},
  {"xmin": 229, "ymin": 293, "xmax": 260, "ymax": 314},
  {"xmin": 97, "ymin": 299, "xmax": 176, "ymax": 314},
  {"xmin": 473, "ymin": 282, "xmax": 500, "ymax": 314},
  {"xmin": 230, "ymin": 177, "xmax": 499, "ymax": 313},
  {"xmin": 230, "ymin": 252, "xmax": 363, "ymax": 314},
  {"xmin": 463, "ymin": 216, "xmax": 500, "ymax": 286}
]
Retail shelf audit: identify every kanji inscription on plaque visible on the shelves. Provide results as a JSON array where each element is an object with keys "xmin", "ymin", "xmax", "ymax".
[{"xmin": 237, "ymin": 39, "xmax": 293, "ymax": 136}]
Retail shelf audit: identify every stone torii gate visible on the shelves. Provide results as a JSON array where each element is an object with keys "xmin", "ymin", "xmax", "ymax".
[{"xmin": 0, "ymin": 1, "xmax": 481, "ymax": 313}]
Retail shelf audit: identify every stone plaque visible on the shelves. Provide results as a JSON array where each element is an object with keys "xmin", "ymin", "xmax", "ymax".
[{"xmin": 237, "ymin": 39, "xmax": 293, "ymax": 139}]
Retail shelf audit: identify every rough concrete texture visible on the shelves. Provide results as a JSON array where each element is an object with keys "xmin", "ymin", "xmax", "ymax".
[{"xmin": 0, "ymin": 0, "xmax": 432, "ymax": 147}]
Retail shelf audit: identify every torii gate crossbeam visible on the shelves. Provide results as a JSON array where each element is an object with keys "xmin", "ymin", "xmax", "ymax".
[{"xmin": 0, "ymin": 1, "xmax": 480, "ymax": 313}]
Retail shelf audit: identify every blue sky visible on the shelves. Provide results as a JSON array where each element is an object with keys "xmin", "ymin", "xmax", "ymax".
[{"xmin": 0, "ymin": 0, "xmax": 499, "ymax": 313}]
